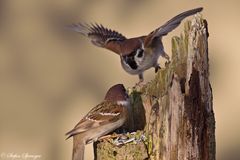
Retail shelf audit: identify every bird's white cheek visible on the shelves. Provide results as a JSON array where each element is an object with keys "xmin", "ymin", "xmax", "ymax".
[
  {"xmin": 135, "ymin": 57, "xmax": 145, "ymax": 66},
  {"xmin": 117, "ymin": 100, "xmax": 130, "ymax": 107}
]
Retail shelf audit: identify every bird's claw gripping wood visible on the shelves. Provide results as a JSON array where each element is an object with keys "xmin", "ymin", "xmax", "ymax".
[{"xmin": 112, "ymin": 132, "xmax": 147, "ymax": 146}]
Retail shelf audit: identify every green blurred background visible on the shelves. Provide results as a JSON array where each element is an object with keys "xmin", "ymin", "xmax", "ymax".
[{"xmin": 0, "ymin": 0, "xmax": 239, "ymax": 159}]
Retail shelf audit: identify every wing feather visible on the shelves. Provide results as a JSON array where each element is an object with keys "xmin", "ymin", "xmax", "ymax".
[
  {"xmin": 67, "ymin": 23, "xmax": 126, "ymax": 54},
  {"xmin": 144, "ymin": 7, "xmax": 203, "ymax": 47},
  {"xmin": 65, "ymin": 102, "xmax": 126, "ymax": 139}
]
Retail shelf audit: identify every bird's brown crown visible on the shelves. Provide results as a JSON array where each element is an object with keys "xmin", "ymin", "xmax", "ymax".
[{"xmin": 104, "ymin": 84, "xmax": 128, "ymax": 102}]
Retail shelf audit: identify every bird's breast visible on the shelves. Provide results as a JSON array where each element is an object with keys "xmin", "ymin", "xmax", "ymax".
[{"xmin": 120, "ymin": 52, "xmax": 159, "ymax": 75}]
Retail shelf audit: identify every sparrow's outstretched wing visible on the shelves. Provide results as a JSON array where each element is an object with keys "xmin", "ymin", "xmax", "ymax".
[
  {"xmin": 67, "ymin": 23, "xmax": 126, "ymax": 54},
  {"xmin": 144, "ymin": 7, "xmax": 203, "ymax": 47},
  {"xmin": 65, "ymin": 101, "xmax": 126, "ymax": 139}
]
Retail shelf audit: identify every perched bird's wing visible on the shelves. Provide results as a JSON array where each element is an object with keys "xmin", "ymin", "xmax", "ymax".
[
  {"xmin": 72, "ymin": 135, "xmax": 85, "ymax": 160},
  {"xmin": 144, "ymin": 7, "xmax": 203, "ymax": 47},
  {"xmin": 67, "ymin": 23, "xmax": 126, "ymax": 54},
  {"xmin": 65, "ymin": 101, "xmax": 126, "ymax": 139}
]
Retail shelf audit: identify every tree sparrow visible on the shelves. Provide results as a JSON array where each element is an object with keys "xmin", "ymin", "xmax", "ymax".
[
  {"xmin": 67, "ymin": 7, "xmax": 203, "ymax": 82},
  {"xmin": 66, "ymin": 84, "xmax": 130, "ymax": 160}
]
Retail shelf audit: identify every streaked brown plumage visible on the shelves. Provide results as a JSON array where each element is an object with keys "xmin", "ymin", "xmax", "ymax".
[{"xmin": 66, "ymin": 84, "xmax": 130, "ymax": 160}]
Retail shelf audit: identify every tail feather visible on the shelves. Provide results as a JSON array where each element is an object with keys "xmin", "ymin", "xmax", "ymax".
[
  {"xmin": 65, "ymin": 128, "xmax": 80, "ymax": 140},
  {"xmin": 66, "ymin": 23, "xmax": 90, "ymax": 36},
  {"xmin": 72, "ymin": 135, "xmax": 85, "ymax": 160}
]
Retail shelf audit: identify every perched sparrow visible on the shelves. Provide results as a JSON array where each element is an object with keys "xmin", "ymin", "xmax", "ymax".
[
  {"xmin": 66, "ymin": 84, "xmax": 130, "ymax": 160},
  {"xmin": 67, "ymin": 7, "xmax": 203, "ymax": 82}
]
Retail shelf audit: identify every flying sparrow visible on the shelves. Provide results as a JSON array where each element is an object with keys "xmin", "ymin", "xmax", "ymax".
[
  {"xmin": 67, "ymin": 7, "xmax": 203, "ymax": 82},
  {"xmin": 66, "ymin": 84, "xmax": 130, "ymax": 160}
]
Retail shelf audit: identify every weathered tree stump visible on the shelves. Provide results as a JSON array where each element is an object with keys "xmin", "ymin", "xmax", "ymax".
[{"xmin": 94, "ymin": 16, "xmax": 215, "ymax": 160}]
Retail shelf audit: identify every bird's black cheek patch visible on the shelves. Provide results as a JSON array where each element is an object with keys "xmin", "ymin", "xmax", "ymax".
[
  {"xmin": 127, "ymin": 60, "xmax": 138, "ymax": 70},
  {"xmin": 123, "ymin": 56, "xmax": 138, "ymax": 70},
  {"xmin": 137, "ymin": 49, "xmax": 144, "ymax": 58}
]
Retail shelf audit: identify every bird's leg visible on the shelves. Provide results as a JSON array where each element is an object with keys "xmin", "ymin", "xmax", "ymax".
[
  {"xmin": 113, "ymin": 132, "xmax": 147, "ymax": 146},
  {"xmin": 154, "ymin": 64, "xmax": 161, "ymax": 73},
  {"xmin": 98, "ymin": 132, "xmax": 147, "ymax": 146},
  {"xmin": 138, "ymin": 73, "xmax": 144, "ymax": 82},
  {"xmin": 134, "ymin": 73, "xmax": 145, "ymax": 88},
  {"xmin": 97, "ymin": 133, "xmax": 135, "ymax": 145},
  {"xmin": 113, "ymin": 135, "xmax": 135, "ymax": 146}
]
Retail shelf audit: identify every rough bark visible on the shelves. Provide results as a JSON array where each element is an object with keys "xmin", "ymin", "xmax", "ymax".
[{"xmin": 94, "ymin": 16, "xmax": 215, "ymax": 160}]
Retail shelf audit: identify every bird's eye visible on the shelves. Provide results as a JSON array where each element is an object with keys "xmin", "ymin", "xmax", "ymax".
[{"xmin": 137, "ymin": 49, "xmax": 144, "ymax": 58}]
